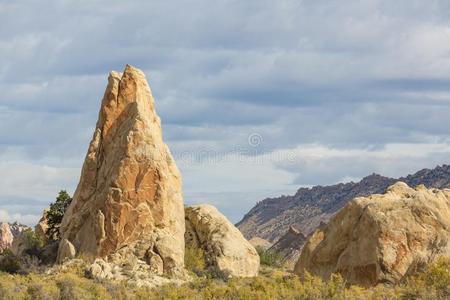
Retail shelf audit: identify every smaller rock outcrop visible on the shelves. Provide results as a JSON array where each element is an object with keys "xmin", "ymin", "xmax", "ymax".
[
  {"xmin": 185, "ymin": 204, "xmax": 259, "ymax": 278},
  {"xmin": 0, "ymin": 223, "xmax": 13, "ymax": 251},
  {"xmin": 57, "ymin": 239, "xmax": 76, "ymax": 263},
  {"xmin": 294, "ymin": 182, "xmax": 450, "ymax": 287},
  {"xmin": 1, "ymin": 222, "xmax": 29, "ymax": 254},
  {"xmin": 35, "ymin": 209, "xmax": 49, "ymax": 244},
  {"xmin": 268, "ymin": 226, "xmax": 307, "ymax": 270},
  {"xmin": 86, "ymin": 257, "xmax": 186, "ymax": 287}
]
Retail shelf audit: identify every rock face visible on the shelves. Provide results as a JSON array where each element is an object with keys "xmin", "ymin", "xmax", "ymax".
[
  {"xmin": 0, "ymin": 223, "xmax": 13, "ymax": 251},
  {"xmin": 294, "ymin": 182, "xmax": 450, "ymax": 287},
  {"xmin": 237, "ymin": 164, "xmax": 450, "ymax": 243},
  {"xmin": 57, "ymin": 239, "xmax": 76, "ymax": 263},
  {"xmin": 35, "ymin": 208, "xmax": 49, "ymax": 244},
  {"xmin": 0, "ymin": 222, "xmax": 29, "ymax": 253},
  {"xmin": 58, "ymin": 65, "xmax": 185, "ymax": 276},
  {"xmin": 185, "ymin": 204, "xmax": 259, "ymax": 277},
  {"xmin": 268, "ymin": 226, "xmax": 307, "ymax": 270}
]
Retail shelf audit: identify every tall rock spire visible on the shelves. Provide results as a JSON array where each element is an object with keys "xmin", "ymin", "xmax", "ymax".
[{"xmin": 58, "ymin": 65, "xmax": 185, "ymax": 275}]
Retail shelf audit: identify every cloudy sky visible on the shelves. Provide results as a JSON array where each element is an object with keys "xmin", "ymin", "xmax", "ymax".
[{"xmin": 1, "ymin": 0, "xmax": 450, "ymax": 225}]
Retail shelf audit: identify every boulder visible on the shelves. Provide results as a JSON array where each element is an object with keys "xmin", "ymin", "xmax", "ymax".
[
  {"xmin": 185, "ymin": 204, "xmax": 259, "ymax": 277},
  {"xmin": 294, "ymin": 182, "xmax": 450, "ymax": 286},
  {"xmin": 58, "ymin": 65, "xmax": 185, "ymax": 276},
  {"xmin": 0, "ymin": 223, "xmax": 13, "ymax": 252},
  {"xmin": 57, "ymin": 239, "xmax": 76, "ymax": 263}
]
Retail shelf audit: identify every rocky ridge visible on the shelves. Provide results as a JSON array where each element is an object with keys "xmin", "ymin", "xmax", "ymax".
[{"xmin": 237, "ymin": 165, "xmax": 450, "ymax": 242}]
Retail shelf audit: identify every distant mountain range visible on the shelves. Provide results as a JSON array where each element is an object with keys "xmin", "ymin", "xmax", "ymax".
[{"xmin": 236, "ymin": 164, "xmax": 450, "ymax": 243}]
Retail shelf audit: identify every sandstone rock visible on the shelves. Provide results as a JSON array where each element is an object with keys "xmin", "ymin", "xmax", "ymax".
[
  {"xmin": 35, "ymin": 208, "xmax": 49, "ymax": 244},
  {"xmin": 294, "ymin": 182, "xmax": 450, "ymax": 287},
  {"xmin": 1, "ymin": 222, "xmax": 28, "ymax": 253},
  {"xmin": 88, "ymin": 258, "xmax": 116, "ymax": 280},
  {"xmin": 57, "ymin": 239, "xmax": 76, "ymax": 263},
  {"xmin": 0, "ymin": 223, "xmax": 13, "ymax": 251},
  {"xmin": 185, "ymin": 204, "xmax": 259, "ymax": 277},
  {"xmin": 87, "ymin": 258, "xmax": 187, "ymax": 287},
  {"xmin": 58, "ymin": 65, "xmax": 185, "ymax": 276},
  {"xmin": 269, "ymin": 226, "xmax": 307, "ymax": 270}
]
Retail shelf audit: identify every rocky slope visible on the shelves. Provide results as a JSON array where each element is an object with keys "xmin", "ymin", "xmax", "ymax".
[
  {"xmin": 294, "ymin": 182, "xmax": 450, "ymax": 286},
  {"xmin": 237, "ymin": 165, "xmax": 450, "ymax": 242},
  {"xmin": 58, "ymin": 65, "xmax": 185, "ymax": 276},
  {"xmin": 267, "ymin": 225, "xmax": 307, "ymax": 270}
]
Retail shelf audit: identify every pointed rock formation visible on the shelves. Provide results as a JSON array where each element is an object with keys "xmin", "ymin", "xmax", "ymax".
[
  {"xmin": 294, "ymin": 182, "xmax": 450, "ymax": 286},
  {"xmin": 185, "ymin": 204, "xmax": 259, "ymax": 278},
  {"xmin": 58, "ymin": 65, "xmax": 185, "ymax": 275}
]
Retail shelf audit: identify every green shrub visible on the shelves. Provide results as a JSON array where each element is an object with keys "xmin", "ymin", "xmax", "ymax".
[
  {"xmin": 23, "ymin": 229, "xmax": 43, "ymax": 251},
  {"xmin": 185, "ymin": 246, "xmax": 206, "ymax": 274},
  {"xmin": 0, "ymin": 250, "xmax": 21, "ymax": 274},
  {"xmin": 255, "ymin": 246, "xmax": 284, "ymax": 268},
  {"xmin": 403, "ymin": 257, "xmax": 450, "ymax": 299},
  {"xmin": 47, "ymin": 190, "xmax": 72, "ymax": 241}
]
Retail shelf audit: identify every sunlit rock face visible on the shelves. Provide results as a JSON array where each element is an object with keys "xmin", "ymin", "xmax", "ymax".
[
  {"xmin": 295, "ymin": 182, "xmax": 450, "ymax": 287},
  {"xmin": 0, "ymin": 223, "xmax": 14, "ymax": 251},
  {"xmin": 185, "ymin": 204, "xmax": 259, "ymax": 277},
  {"xmin": 58, "ymin": 65, "xmax": 185, "ymax": 276}
]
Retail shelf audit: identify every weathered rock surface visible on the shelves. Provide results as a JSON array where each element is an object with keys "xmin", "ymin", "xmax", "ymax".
[
  {"xmin": 58, "ymin": 65, "xmax": 185, "ymax": 276},
  {"xmin": 35, "ymin": 208, "xmax": 49, "ymax": 244},
  {"xmin": 0, "ymin": 223, "xmax": 13, "ymax": 251},
  {"xmin": 57, "ymin": 239, "xmax": 76, "ymax": 263},
  {"xmin": 1, "ymin": 223, "xmax": 29, "ymax": 254},
  {"xmin": 269, "ymin": 226, "xmax": 307, "ymax": 270},
  {"xmin": 185, "ymin": 204, "xmax": 259, "ymax": 277},
  {"xmin": 237, "ymin": 165, "xmax": 450, "ymax": 243},
  {"xmin": 294, "ymin": 182, "xmax": 450, "ymax": 287},
  {"xmin": 87, "ymin": 258, "xmax": 187, "ymax": 287}
]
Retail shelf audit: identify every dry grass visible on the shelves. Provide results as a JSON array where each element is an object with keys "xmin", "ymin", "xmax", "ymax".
[{"xmin": 0, "ymin": 257, "xmax": 448, "ymax": 300}]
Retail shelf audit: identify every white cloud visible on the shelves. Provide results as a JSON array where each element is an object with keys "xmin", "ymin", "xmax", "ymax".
[
  {"xmin": 0, "ymin": 209, "xmax": 41, "ymax": 227},
  {"xmin": 273, "ymin": 142, "xmax": 450, "ymax": 185},
  {"xmin": 1, "ymin": 0, "xmax": 450, "ymax": 223}
]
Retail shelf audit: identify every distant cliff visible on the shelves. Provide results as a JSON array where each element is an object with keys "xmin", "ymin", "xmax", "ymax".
[
  {"xmin": 0, "ymin": 222, "xmax": 29, "ymax": 252},
  {"xmin": 237, "ymin": 164, "xmax": 450, "ymax": 242}
]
